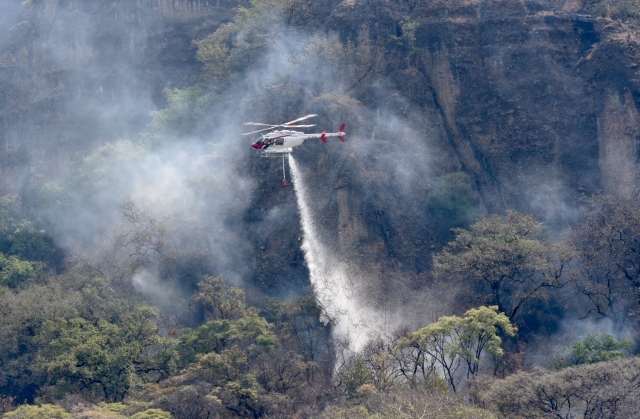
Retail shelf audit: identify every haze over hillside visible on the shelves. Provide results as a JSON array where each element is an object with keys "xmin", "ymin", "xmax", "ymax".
[{"xmin": 1, "ymin": 0, "xmax": 640, "ymax": 418}]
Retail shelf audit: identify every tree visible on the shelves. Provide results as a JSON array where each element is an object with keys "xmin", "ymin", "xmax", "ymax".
[
  {"xmin": 567, "ymin": 197, "xmax": 640, "ymax": 331},
  {"xmin": 253, "ymin": 349, "xmax": 308, "ymax": 394},
  {"xmin": 5, "ymin": 220, "xmax": 59, "ymax": 266},
  {"xmin": 163, "ymin": 328, "xmax": 275, "ymax": 419},
  {"xmin": 112, "ymin": 200, "xmax": 213, "ymax": 285},
  {"xmin": 193, "ymin": 275, "xmax": 252, "ymax": 321},
  {"xmin": 395, "ymin": 306, "xmax": 515, "ymax": 392},
  {"xmin": 358, "ymin": 332, "xmax": 419, "ymax": 392},
  {"xmin": 0, "ymin": 271, "xmax": 130, "ymax": 403},
  {"xmin": 194, "ymin": 0, "xmax": 291, "ymax": 92},
  {"xmin": 3, "ymin": 404, "xmax": 70, "ymax": 419},
  {"xmin": 549, "ymin": 332, "xmax": 633, "ymax": 369},
  {"xmin": 0, "ymin": 193, "xmax": 59, "ymax": 280},
  {"xmin": 338, "ymin": 357, "xmax": 375, "ymax": 398},
  {"xmin": 37, "ymin": 307, "xmax": 164, "ymax": 402},
  {"xmin": 271, "ymin": 295, "xmax": 332, "ymax": 383},
  {"xmin": 61, "ymin": 403, "xmax": 127, "ymax": 418},
  {"xmin": 483, "ymin": 357, "xmax": 640, "ymax": 419},
  {"xmin": 149, "ymin": 86, "xmax": 205, "ymax": 138},
  {"xmin": 130, "ymin": 409, "xmax": 173, "ymax": 419},
  {"xmin": 321, "ymin": 386, "xmax": 497, "ymax": 419},
  {"xmin": 177, "ymin": 315, "xmax": 276, "ymax": 368},
  {"xmin": 434, "ymin": 211, "xmax": 570, "ymax": 321},
  {"xmin": 427, "ymin": 172, "xmax": 486, "ymax": 228},
  {"xmin": 158, "ymin": 279, "xmax": 281, "ymax": 418},
  {"xmin": 0, "ymin": 253, "xmax": 44, "ymax": 287}
]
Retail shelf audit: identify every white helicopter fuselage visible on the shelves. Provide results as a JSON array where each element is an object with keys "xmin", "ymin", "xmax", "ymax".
[{"xmin": 251, "ymin": 129, "xmax": 345, "ymax": 154}]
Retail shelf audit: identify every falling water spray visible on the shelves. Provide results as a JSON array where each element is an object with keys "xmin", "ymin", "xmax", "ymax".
[{"xmin": 288, "ymin": 155, "xmax": 376, "ymax": 356}]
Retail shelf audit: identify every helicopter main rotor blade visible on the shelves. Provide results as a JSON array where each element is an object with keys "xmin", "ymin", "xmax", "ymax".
[
  {"xmin": 283, "ymin": 114, "xmax": 317, "ymax": 125},
  {"xmin": 282, "ymin": 124, "xmax": 316, "ymax": 128},
  {"xmin": 243, "ymin": 122, "xmax": 276, "ymax": 127},
  {"xmin": 241, "ymin": 127, "xmax": 274, "ymax": 136}
]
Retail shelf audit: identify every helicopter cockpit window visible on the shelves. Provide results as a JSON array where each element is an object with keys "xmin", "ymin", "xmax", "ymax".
[{"xmin": 256, "ymin": 139, "xmax": 263, "ymax": 144}]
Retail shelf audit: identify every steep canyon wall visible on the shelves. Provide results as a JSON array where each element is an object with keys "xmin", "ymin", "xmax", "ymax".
[
  {"xmin": 266, "ymin": 0, "xmax": 640, "ymax": 306},
  {"xmin": 2, "ymin": 0, "xmax": 640, "ymax": 304}
]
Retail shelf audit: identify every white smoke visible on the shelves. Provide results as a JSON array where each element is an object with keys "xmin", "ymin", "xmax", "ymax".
[{"xmin": 132, "ymin": 269, "xmax": 186, "ymax": 307}]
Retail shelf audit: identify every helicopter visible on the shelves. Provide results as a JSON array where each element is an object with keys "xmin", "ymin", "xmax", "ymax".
[
  {"xmin": 242, "ymin": 114, "xmax": 346, "ymax": 154},
  {"xmin": 242, "ymin": 114, "xmax": 346, "ymax": 185}
]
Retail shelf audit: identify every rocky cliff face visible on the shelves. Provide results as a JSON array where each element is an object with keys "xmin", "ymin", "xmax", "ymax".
[
  {"xmin": 247, "ymin": 0, "xmax": 640, "ymax": 302},
  {"xmin": 2, "ymin": 0, "xmax": 640, "ymax": 303},
  {"xmin": 311, "ymin": 0, "xmax": 640, "ymax": 208}
]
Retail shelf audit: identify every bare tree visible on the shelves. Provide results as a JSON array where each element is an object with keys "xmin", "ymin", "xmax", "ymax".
[
  {"xmin": 568, "ymin": 197, "xmax": 640, "ymax": 333},
  {"xmin": 482, "ymin": 357, "xmax": 640, "ymax": 419}
]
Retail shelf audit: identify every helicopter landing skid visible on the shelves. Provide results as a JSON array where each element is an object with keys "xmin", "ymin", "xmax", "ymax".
[{"xmin": 259, "ymin": 151, "xmax": 292, "ymax": 157}]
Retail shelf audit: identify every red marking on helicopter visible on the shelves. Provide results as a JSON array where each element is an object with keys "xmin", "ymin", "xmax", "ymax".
[
  {"xmin": 242, "ymin": 115, "xmax": 346, "ymax": 154},
  {"xmin": 242, "ymin": 115, "xmax": 346, "ymax": 185}
]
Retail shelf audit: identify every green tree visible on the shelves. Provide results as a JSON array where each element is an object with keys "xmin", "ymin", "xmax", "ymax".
[
  {"xmin": 148, "ymin": 87, "xmax": 205, "ymax": 139},
  {"xmin": 0, "ymin": 194, "xmax": 59, "ymax": 272},
  {"xmin": 549, "ymin": 332, "xmax": 633, "ymax": 369},
  {"xmin": 379, "ymin": 333, "xmax": 442, "ymax": 391},
  {"xmin": 193, "ymin": 275, "xmax": 252, "ymax": 321},
  {"xmin": 455, "ymin": 306, "xmax": 517, "ymax": 377},
  {"xmin": 395, "ymin": 306, "xmax": 516, "ymax": 392},
  {"xmin": 177, "ymin": 315, "xmax": 276, "ymax": 368},
  {"xmin": 0, "ymin": 271, "xmax": 129, "ymax": 403},
  {"xmin": 164, "ymin": 322, "xmax": 276, "ymax": 418},
  {"xmin": 427, "ymin": 172, "xmax": 486, "ymax": 228},
  {"xmin": 63, "ymin": 403, "xmax": 127, "ymax": 418},
  {"xmin": 358, "ymin": 334, "xmax": 418, "ymax": 392},
  {"xmin": 338, "ymin": 357, "xmax": 375, "ymax": 398},
  {"xmin": 155, "ymin": 278, "xmax": 287, "ymax": 418},
  {"xmin": 194, "ymin": 0, "xmax": 291, "ymax": 91},
  {"xmin": 6, "ymin": 220, "xmax": 58, "ymax": 264},
  {"xmin": 130, "ymin": 409, "xmax": 173, "ymax": 419},
  {"xmin": 37, "ymin": 307, "xmax": 164, "ymax": 401},
  {"xmin": 434, "ymin": 211, "xmax": 570, "ymax": 321},
  {"xmin": 3, "ymin": 404, "xmax": 70, "ymax": 419},
  {"xmin": 0, "ymin": 194, "xmax": 21, "ymax": 253},
  {"xmin": 177, "ymin": 276, "xmax": 276, "ymax": 368},
  {"xmin": 0, "ymin": 253, "xmax": 44, "ymax": 287}
]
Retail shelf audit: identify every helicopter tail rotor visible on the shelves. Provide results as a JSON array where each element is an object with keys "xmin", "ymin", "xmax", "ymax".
[{"xmin": 338, "ymin": 123, "xmax": 346, "ymax": 142}]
